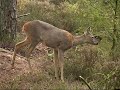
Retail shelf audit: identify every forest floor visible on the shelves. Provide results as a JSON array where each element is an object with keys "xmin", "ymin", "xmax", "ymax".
[
  {"xmin": 0, "ymin": 44, "xmax": 56, "ymax": 89},
  {"xmin": 0, "ymin": 44, "xmax": 87, "ymax": 90}
]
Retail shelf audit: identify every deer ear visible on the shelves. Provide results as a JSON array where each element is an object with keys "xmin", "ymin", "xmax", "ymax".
[{"xmin": 84, "ymin": 27, "xmax": 91, "ymax": 35}]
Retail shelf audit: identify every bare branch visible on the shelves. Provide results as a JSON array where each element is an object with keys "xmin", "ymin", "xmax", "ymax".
[
  {"xmin": 17, "ymin": 13, "xmax": 30, "ymax": 18},
  {"xmin": 79, "ymin": 76, "xmax": 92, "ymax": 90}
]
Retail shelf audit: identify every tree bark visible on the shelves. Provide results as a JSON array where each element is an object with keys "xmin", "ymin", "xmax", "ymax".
[
  {"xmin": 111, "ymin": 0, "xmax": 118, "ymax": 50},
  {"xmin": 0, "ymin": 0, "xmax": 17, "ymax": 49},
  {"xmin": 111, "ymin": 0, "xmax": 119, "ymax": 61}
]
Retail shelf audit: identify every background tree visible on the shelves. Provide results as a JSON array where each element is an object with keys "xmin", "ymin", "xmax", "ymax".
[
  {"xmin": 0, "ymin": 0, "xmax": 17, "ymax": 49},
  {"xmin": 110, "ymin": 0, "xmax": 119, "ymax": 60}
]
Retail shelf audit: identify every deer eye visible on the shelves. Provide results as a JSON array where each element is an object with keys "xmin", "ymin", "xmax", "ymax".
[
  {"xmin": 94, "ymin": 36, "xmax": 102, "ymax": 40},
  {"xmin": 94, "ymin": 36, "xmax": 98, "ymax": 38}
]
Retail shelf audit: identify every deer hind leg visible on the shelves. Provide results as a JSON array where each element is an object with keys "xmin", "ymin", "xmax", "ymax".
[
  {"xmin": 12, "ymin": 38, "xmax": 30, "ymax": 68},
  {"xmin": 58, "ymin": 49, "xmax": 64, "ymax": 82},
  {"xmin": 25, "ymin": 41, "xmax": 39, "ymax": 72},
  {"xmin": 53, "ymin": 49, "xmax": 59, "ymax": 80}
]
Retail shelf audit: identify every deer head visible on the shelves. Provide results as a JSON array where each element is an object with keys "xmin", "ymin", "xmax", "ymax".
[{"xmin": 83, "ymin": 27, "xmax": 102, "ymax": 45}]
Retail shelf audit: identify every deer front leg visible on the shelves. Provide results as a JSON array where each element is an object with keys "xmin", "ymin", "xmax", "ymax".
[
  {"xmin": 25, "ymin": 41, "xmax": 39, "ymax": 72},
  {"xmin": 12, "ymin": 38, "xmax": 30, "ymax": 68},
  {"xmin": 53, "ymin": 49, "xmax": 59, "ymax": 80},
  {"xmin": 58, "ymin": 49, "xmax": 64, "ymax": 82}
]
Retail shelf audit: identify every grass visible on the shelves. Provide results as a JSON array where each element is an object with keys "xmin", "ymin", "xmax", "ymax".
[
  {"xmin": 0, "ymin": 44, "xmax": 119, "ymax": 90},
  {"xmin": 0, "ymin": 72, "xmax": 87, "ymax": 90}
]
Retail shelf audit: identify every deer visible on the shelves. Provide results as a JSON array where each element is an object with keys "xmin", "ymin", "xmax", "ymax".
[{"xmin": 12, "ymin": 20, "xmax": 102, "ymax": 82}]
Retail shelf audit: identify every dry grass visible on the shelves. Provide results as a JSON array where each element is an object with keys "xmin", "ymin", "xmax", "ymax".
[{"xmin": 0, "ymin": 43, "xmax": 120, "ymax": 90}]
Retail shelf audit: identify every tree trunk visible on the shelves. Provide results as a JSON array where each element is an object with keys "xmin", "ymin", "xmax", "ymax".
[
  {"xmin": 111, "ymin": 0, "xmax": 118, "ymax": 50},
  {"xmin": 0, "ymin": 0, "xmax": 17, "ymax": 49},
  {"xmin": 111, "ymin": 0, "xmax": 118, "ymax": 61}
]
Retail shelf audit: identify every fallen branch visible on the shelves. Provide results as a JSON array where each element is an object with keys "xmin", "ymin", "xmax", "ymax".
[
  {"xmin": 0, "ymin": 48, "xmax": 12, "ymax": 54},
  {"xmin": 79, "ymin": 76, "xmax": 92, "ymax": 90},
  {"xmin": 0, "ymin": 48, "xmax": 25, "ymax": 59}
]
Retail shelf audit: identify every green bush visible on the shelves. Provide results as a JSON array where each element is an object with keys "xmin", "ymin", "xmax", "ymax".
[
  {"xmin": 14, "ymin": 0, "xmax": 120, "ymax": 89},
  {"xmin": 64, "ymin": 45, "xmax": 120, "ymax": 90}
]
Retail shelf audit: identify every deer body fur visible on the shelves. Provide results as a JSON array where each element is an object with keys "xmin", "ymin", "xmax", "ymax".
[{"xmin": 23, "ymin": 20, "xmax": 74, "ymax": 50}]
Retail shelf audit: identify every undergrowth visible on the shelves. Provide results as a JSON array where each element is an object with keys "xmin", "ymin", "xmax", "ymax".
[{"xmin": 0, "ymin": 45, "xmax": 119, "ymax": 90}]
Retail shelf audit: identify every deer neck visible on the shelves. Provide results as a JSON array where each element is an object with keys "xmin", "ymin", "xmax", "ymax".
[{"xmin": 72, "ymin": 35, "xmax": 85, "ymax": 46}]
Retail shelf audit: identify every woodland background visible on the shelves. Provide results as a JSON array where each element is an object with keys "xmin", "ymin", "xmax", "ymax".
[{"xmin": 0, "ymin": 0, "xmax": 120, "ymax": 90}]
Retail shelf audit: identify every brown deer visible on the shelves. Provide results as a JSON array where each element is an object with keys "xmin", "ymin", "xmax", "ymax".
[{"xmin": 12, "ymin": 20, "xmax": 102, "ymax": 82}]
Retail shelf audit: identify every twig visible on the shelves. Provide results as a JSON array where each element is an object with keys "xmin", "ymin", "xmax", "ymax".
[
  {"xmin": 17, "ymin": 13, "xmax": 30, "ymax": 18},
  {"xmin": 79, "ymin": 76, "xmax": 92, "ymax": 90}
]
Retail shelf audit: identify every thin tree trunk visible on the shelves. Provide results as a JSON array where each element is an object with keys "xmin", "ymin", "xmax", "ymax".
[
  {"xmin": 111, "ymin": 0, "xmax": 118, "ymax": 61},
  {"xmin": 0, "ymin": 0, "xmax": 17, "ymax": 49},
  {"xmin": 111, "ymin": 0, "xmax": 118, "ymax": 50}
]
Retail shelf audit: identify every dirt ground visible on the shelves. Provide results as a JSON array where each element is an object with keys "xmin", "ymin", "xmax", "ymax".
[
  {"xmin": 0, "ymin": 44, "xmax": 53, "ymax": 85},
  {"xmin": 0, "ymin": 44, "xmax": 105, "ymax": 90}
]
